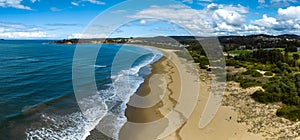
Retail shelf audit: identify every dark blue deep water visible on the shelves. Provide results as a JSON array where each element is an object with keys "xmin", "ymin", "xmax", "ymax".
[{"xmin": 0, "ymin": 40, "xmax": 162, "ymax": 140}]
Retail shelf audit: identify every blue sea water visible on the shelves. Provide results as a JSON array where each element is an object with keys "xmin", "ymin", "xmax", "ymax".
[{"xmin": 0, "ymin": 40, "xmax": 162, "ymax": 139}]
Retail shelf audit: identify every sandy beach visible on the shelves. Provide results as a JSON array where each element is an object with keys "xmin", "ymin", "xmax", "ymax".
[
  {"xmin": 118, "ymin": 46, "xmax": 264, "ymax": 140},
  {"xmin": 120, "ymin": 45, "xmax": 300, "ymax": 140}
]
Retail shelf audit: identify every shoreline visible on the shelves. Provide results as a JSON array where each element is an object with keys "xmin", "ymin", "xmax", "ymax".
[
  {"xmin": 119, "ymin": 45, "xmax": 187, "ymax": 140},
  {"xmin": 86, "ymin": 45, "xmax": 169, "ymax": 140},
  {"xmin": 88, "ymin": 44, "xmax": 300, "ymax": 140},
  {"xmin": 119, "ymin": 45, "xmax": 265, "ymax": 140},
  {"xmin": 119, "ymin": 45, "xmax": 188, "ymax": 139},
  {"xmin": 125, "ymin": 56, "xmax": 167, "ymax": 123}
]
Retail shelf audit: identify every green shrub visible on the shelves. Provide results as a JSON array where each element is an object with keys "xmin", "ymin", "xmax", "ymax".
[
  {"xmin": 255, "ymin": 63, "xmax": 264, "ymax": 70},
  {"xmin": 282, "ymin": 96, "xmax": 300, "ymax": 106},
  {"xmin": 272, "ymin": 68, "xmax": 282, "ymax": 73},
  {"xmin": 276, "ymin": 105, "xmax": 300, "ymax": 121},
  {"xmin": 199, "ymin": 63, "xmax": 208, "ymax": 69},
  {"xmin": 264, "ymin": 71, "xmax": 273, "ymax": 76},
  {"xmin": 234, "ymin": 65, "xmax": 241, "ymax": 68},
  {"xmin": 227, "ymin": 74, "xmax": 237, "ymax": 81},
  {"xmin": 251, "ymin": 90, "xmax": 281, "ymax": 103},
  {"xmin": 238, "ymin": 78, "xmax": 261, "ymax": 88},
  {"xmin": 226, "ymin": 58, "xmax": 236, "ymax": 66},
  {"xmin": 242, "ymin": 70, "xmax": 263, "ymax": 77},
  {"xmin": 197, "ymin": 56, "xmax": 209, "ymax": 70},
  {"xmin": 252, "ymin": 72, "xmax": 263, "ymax": 77}
]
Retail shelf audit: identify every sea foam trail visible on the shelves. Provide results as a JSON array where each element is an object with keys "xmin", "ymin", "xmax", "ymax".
[
  {"xmin": 26, "ymin": 94, "xmax": 107, "ymax": 140},
  {"xmin": 94, "ymin": 51, "xmax": 162, "ymax": 139},
  {"xmin": 26, "ymin": 47, "xmax": 163, "ymax": 140}
]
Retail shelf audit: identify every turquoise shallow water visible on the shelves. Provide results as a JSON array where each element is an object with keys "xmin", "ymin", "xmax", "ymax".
[{"xmin": 0, "ymin": 40, "xmax": 162, "ymax": 139}]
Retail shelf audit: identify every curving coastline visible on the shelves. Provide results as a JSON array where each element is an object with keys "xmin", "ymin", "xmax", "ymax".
[
  {"xmin": 119, "ymin": 47, "xmax": 183, "ymax": 140},
  {"xmin": 119, "ymin": 46, "xmax": 263, "ymax": 140},
  {"xmin": 89, "ymin": 45, "xmax": 300, "ymax": 140}
]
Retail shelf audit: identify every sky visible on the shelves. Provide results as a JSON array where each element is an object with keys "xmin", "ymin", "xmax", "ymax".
[{"xmin": 0, "ymin": 0, "xmax": 299, "ymax": 39}]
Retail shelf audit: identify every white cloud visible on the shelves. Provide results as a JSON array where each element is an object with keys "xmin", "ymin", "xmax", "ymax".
[
  {"xmin": 271, "ymin": 0, "xmax": 297, "ymax": 3},
  {"xmin": 204, "ymin": 3, "xmax": 248, "ymax": 28},
  {"xmin": 0, "ymin": 27, "xmax": 5, "ymax": 32},
  {"xmin": 0, "ymin": 22, "xmax": 43, "ymax": 32},
  {"xmin": 111, "ymin": 10, "xmax": 126, "ymax": 14},
  {"xmin": 50, "ymin": 7, "xmax": 61, "ymax": 12},
  {"xmin": 0, "ymin": 31, "xmax": 53, "ymax": 39},
  {"xmin": 198, "ymin": 0, "xmax": 213, "ymax": 2},
  {"xmin": 258, "ymin": 0, "xmax": 297, "ymax": 8},
  {"xmin": 31, "ymin": 0, "xmax": 39, "ymax": 3},
  {"xmin": 129, "ymin": 5, "xmax": 210, "ymax": 33},
  {"xmin": 249, "ymin": 6, "xmax": 300, "ymax": 32},
  {"xmin": 71, "ymin": 2, "xmax": 79, "ymax": 6},
  {"xmin": 68, "ymin": 33, "xmax": 107, "ymax": 39},
  {"xmin": 0, "ymin": 0, "xmax": 32, "ymax": 10},
  {"xmin": 257, "ymin": 0, "xmax": 266, "ymax": 8},
  {"xmin": 245, "ymin": 25, "xmax": 261, "ymax": 31},
  {"xmin": 140, "ymin": 20, "xmax": 147, "ymax": 25},
  {"xmin": 277, "ymin": 6, "xmax": 300, "ymax": 31},
  {"xmin": 129, "ymin": 3, "xmax": 248, "ymax": 35},
  {"xmin": 249, "ymin": 6, "xmax": 300, "ymax": 35},
  {"xmin": 70, "ymin": 0, "xmax": 105, "ymax": 6},
  {"xmin": 212, "ymin": 8, "xmax": 247, "ymax": 26},
  {"xmin": 278, "ymin": 6, "xmax": 300, "ymax": 19},
  {"xmin": 0, "ymin": 22, "xmax": 56, "ymax": 39},
  {"xmin": 126, "ymin": 3, "xmax": 300, "ymax": 36},
  {"xmin": 271, "ymin": 0, "xmax": 297, "ymax": 7},
  {"xmin": 182, "ymin": 0, "xmax": 193, "ymax": 4},
  {"xmin": 215, "ymin": 22, "xmax": 237, "ymax": 32},
  {"xmin": 84, "ymin": 0, "xmax": 105, "ymax": 5},
  {"xmin": 253, "ymin": 14, "xmax": 279, "ymax": 28},
  {"xmin": 197, "ymin": 0, "xmax": 214, "ymax": 6}
]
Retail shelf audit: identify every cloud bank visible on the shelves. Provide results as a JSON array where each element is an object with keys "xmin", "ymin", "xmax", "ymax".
[
  {"xmin": 129, "ymin": 3, "xmax": 300, "ymax": 36},
  {"xmin": 0, "ymin": 0, "xmax": 31, "ymax": 10}
]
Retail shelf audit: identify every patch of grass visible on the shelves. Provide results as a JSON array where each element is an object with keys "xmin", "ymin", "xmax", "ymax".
[
  {"xmin": 288, "ymin": 52, "xmax": 300, "ymax": 63},
  {"xmin": 228, "ymin": 49, "xmax": 253, "ymax": 55}
]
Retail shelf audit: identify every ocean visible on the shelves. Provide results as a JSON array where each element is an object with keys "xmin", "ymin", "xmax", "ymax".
[{"xmin": 0, "ymin": 40, "xmax": 162, "ymax": 140}]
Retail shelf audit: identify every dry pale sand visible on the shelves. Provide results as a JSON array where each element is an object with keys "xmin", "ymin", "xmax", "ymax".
[{"xmin": 120, "ymin": 46, "xmax": 266, "ymax": 140}]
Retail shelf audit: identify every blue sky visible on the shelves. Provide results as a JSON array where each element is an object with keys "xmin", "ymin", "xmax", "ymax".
[{"xmin": 0, "ymin": 0, "xmax": 299, "ymax": 39}]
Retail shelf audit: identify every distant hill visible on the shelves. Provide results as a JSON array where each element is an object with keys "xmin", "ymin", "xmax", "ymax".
[
  {"xmin": 52, "ymin": 34, "xmax": 300, "ymax": 50},
  {"xmin": 277, "ymin": 34, "xmax": 300, "ymax": 39}
]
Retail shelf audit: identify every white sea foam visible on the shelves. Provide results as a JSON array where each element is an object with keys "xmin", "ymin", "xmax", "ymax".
[
  {"xmin": 26, "ymin": 95, "xmax": 107, "ymax": 140},
  {"xmin": 97, "ymin": 51, "xmax": 162, "ymax": 139},
  {"xmin": 26, "ymin": 48, "xmax": 163, "ymax": 140},
  {"xmin": 27, "ymin": 58, "xmax": 41, "ymax": 62},
  {"xmin": 26, "ymin": 112, "xmax": 101, "ymax": 140},
  {"xmin": 93, "ymin": 65, "xmax": 107, "ymax": 68}
]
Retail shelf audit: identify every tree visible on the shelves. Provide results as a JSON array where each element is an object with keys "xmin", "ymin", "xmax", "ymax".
[
  {"xmin": 284, "ymin": 52, "xmax": 289, "ymax": 62},
  {"xmin": 293, "ymin": 53, "xmax": 300, "ymax": 66}
]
